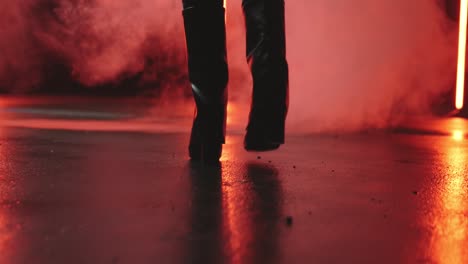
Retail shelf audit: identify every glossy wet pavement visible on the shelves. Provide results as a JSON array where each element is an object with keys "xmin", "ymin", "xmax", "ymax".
[{"xmin": 0, "ymin": 97, "xmax": 467, "ymax": 263}]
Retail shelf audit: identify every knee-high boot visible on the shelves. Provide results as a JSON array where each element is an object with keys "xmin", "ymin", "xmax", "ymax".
[
  {"xmin": 182, "ymin": 4, "xmax": 229, "ymax": 162},
  {"xmin": 242, "ymin": 0, "xmax": 289, "ymax": 151}
]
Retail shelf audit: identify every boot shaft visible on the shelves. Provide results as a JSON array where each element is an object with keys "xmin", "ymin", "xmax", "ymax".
[{"xmin": 183, "ymin": 5, "xmax": 229, "ymax": 102}]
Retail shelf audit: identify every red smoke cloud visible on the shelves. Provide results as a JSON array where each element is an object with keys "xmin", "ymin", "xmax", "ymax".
[
  {"xmin": 0, "ymin": 0, "xmax": 186, "ymax": 92},
  {"xmin": 284, "ymin": 0, "xmax": 458, "ymax": 132}
]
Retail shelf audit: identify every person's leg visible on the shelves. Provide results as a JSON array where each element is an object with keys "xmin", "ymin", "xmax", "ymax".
[
  {"xmin": 242, "ymin": 0, "xmax": 289, "ymax": 151},
  {"xmin": 182, "ymin": 0, "xmax": 228, "ymax": 162}
]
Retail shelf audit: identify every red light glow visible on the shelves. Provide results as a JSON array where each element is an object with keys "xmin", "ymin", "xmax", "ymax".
[{"xmin": 456, "ymin": 0, "xmax": 468, "ymax": 110}]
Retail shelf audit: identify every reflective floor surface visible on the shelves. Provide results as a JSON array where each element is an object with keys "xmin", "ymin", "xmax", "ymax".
[{"xmin": 0, "ymin": 96, "xmax": 466, "ymax": 263}]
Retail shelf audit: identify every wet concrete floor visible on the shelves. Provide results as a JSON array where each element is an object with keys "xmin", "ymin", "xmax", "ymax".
[{"xmin": 0, "ymin": 97, "xmax": 466, "ymax": 263}]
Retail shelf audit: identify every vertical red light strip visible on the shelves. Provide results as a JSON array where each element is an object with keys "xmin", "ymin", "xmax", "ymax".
[
  {"xmin": 224, "ymin": 0, "xmax": 228, "ymax": 21},
  {"xmin": 456, "ymin": 0, "xmax": 468, "ymax": 110}
]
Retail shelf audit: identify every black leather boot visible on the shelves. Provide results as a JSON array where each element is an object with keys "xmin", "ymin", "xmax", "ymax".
[
  {"xmin": 242, "ymin": 0, "xmax": 289, "ymax": 152},
  {"xmin": 182, "ymin": 4, "xmax": 228, "ymax": 163}
]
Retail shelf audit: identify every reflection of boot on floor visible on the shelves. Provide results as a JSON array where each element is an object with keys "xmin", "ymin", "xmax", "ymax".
[
  {"xmin": 182, "ymin": 3, "xmax": 228, "ymax": 163},
  {"xmin": 243, "ymin": 0, "xmax": 289, "ymax": 152},
  {"xmin": 186, "ymin": 161, "xmax": 224, "ymax": 262}
]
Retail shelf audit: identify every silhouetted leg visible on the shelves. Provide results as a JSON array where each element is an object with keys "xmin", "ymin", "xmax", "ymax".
[
  {"xmin": 182, "ymin": 0, "xmax": 228, "ymax": 162},
  {"xmin": 242, "ymin": 0, "xmax": 289, "ymax": 151}
]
